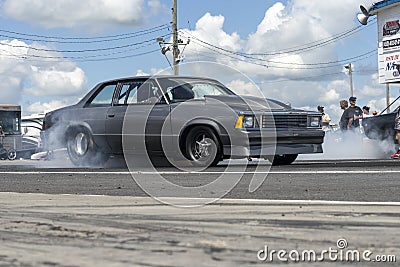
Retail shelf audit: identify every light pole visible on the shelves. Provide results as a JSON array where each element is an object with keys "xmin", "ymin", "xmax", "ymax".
[{"xmin": 344, "ymin": 63, "xmax": 354, "ymax": 97}]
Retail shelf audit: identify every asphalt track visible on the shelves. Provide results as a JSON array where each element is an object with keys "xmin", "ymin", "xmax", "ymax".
[
  {"xmin": 0, "ymin": 158, "xmax": 399, "ymax": 266},
  {"xmin": 0, "ymin": 158, "xmax": 399, "ymax": 202}
]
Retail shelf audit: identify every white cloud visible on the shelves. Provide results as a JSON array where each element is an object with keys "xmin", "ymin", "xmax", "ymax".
[
  {"xmin": 181, "ymin": 0, "xmax": 376, "ymax": 82},
  {"xmin": 255, "ymin": 2, "xmax": 287, "ymax": 34},
  {"xmin": 26, "ymin": 100, "xmax": 71, "ymax": 114},
  {"xmin": 182, "ymin": 12, "xmax": 244, "ymax": 59},
  {"xmin": 245, "ymin": 1, "xmax": 354, "ymax": 79},
  {"xmin": 0, "ymin": 75, "xmax": 23, "ymax": 104},
  {"xmin": 148, "ymin": 0, "xmax": 167, "ymax": 15},
  {"xmin": 366, "ymin": 98, "xmax": 389, "ymax": 114},
  {"xmin": 359, "ymin": 85, "xmax": 384, "ymax": 97},
  {"xmin": 319, "ymin": 89, "xmax": 340, "ymax": 103},
  {"xmin": 135, "ymin": 68, "xmax": 172, "ymax": 76},
  {"xmin": 25, "ymin": 66, "xmax": 86, "ymax": 97},
  {"xmin": 135, "ymin": 69, "xmax": 150, "ymax": 76},
  {"xmin": 0, "ymin": 39, "xmax": 87, "ymax": 104},
  {"xmin": 1, "ymin": 0, "xmax": 145, "ymax": 30}
]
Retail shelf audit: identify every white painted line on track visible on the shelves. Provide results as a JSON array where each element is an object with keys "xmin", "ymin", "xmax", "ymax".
[
  {"xmin": 2, "ymin": 192, "xmax": 400, "ymax": 206},
  {"xmin": 152, "ymin": 197, "xmax": 400, "ymax": 206},
  {"xmin": 1, "ymin": 170, "xmax": 400, "ymax": 175},
  {"xmin": 213, "ymin": 198, "xmax": 400, "ymax": 206}
]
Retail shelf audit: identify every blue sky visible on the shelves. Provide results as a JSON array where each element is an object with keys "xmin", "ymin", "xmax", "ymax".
[{"xmin": 0, "ymin": 0, "xmax": 395, "ymax": 124}]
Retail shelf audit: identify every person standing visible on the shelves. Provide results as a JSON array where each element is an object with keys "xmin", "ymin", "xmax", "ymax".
[
  {"xmin": 339, "ymin": 100, "xmax": 350, "ymax": 131},
  {"xmin": 0, "ymin": 126, "xmax": 5, "ymax": 152},
  {"xmin": 0, "ymin": 126, "xmax": 4, "ymax": 142},
  {"xmin": 362, "ymin": 106, "xmax": 372, "ymax": 117},
  {"xmin": 346, "ymin": 96, "xmax": 363, "ymax": 130},
  {"xmin": 317, "ymin": 105, "xmax": 331, "ymax": 131},
  {"xmin": 390, "ymin": 108, "xmax": 400, "ymax": 159}
]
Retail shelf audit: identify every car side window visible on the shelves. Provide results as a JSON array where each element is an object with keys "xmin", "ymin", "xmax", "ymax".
[
  {"xmin": 166, "ymin": 84, "xmax": 195, "ymax": 102},
  {"xmin": 191, "ymin": 83, "xmax": 224, "ymax": 99},
  {"xmin": 87, "ymin": 84, "xmax": 116, "ymax": 107},
  {"xmin": 117, "ymin": 84, "xmax": 130, "ymax": 105},
  {"xmin": 138, "ymin": 82, "xmax": 163, "ymax": 104},
  {"xmin": 117, "ymin": 83, "xmax": 140, "ymax": 105},
  {"xmin": 126, "ymin": 85, "xmax": 139, "ymax": 104},
  {"xmin": 115, "ymin": 81, "xmax": 163, "ymax": 105}
]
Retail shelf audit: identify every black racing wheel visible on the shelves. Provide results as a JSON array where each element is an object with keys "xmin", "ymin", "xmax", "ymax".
[{"xmin": 184, "ymin": 126, "xmax": 222, "ymax": 168}]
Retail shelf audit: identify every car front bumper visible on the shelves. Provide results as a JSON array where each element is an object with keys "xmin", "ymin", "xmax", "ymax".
[{"xmin": 223, "ymin": 128, "xmax": 325, "ymax": 158}]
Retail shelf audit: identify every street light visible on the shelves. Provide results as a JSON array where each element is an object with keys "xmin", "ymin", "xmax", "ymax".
[
  {"xmin": 344, "ymin": 63, "xmax": 353, "ymax": 97},
  {"xmin": 357, "ymin": 5, "xmax": 373, "ymax": 25}
]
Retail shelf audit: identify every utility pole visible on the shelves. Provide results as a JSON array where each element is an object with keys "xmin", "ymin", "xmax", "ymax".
[
  {"xmin": 386, "ymin": 83, "xmax": 390, "ymax": 113},
  {"xmin": 344, "ymin": 63, "xmax": 354, "ymax": 97},
  {"xmin": 157, "ymin": 1, "xmax": 188, "ymax": 73},
  {"xmin": 172, "ymin": 0, "xmax": 179, "ymax": 75}
]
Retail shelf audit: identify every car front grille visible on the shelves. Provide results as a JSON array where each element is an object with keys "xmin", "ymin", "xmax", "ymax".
[{"xmin": 261, "ymin": 114, "xmax": 308, "ymax": 128}]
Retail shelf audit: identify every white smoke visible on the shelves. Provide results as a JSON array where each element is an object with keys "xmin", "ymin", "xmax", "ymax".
[{"xmin": 299, "ymin": 129, "xmax": 395, "ymax": 160}]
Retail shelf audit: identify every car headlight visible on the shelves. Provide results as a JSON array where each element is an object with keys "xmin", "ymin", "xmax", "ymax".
[
  {"xmin": 243, "ymin": 115, "xmax": 254, "ymax": 128},
  {"xmin": 308, "ymin": 116, "xmax": 321, "ymax": 127},
  {"xmin": 235, "ymin": 115, "xmax": 255, "ymax": 128}
]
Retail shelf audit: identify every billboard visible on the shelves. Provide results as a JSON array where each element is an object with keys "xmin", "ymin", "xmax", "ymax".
[{"xmin": 377, "ymin": 4, "xmax": 400, "ymax": 83}]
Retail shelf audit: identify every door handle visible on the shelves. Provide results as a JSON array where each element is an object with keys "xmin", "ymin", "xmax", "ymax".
[{"xmin": 107, "ymin": 114, "xmax": 115, "ymax": 118}]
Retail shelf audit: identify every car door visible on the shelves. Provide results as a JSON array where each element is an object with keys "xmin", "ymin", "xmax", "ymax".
[
  {"xmin": 83, "ymin": 82, "xmax": 118, "ymax": 151},
  {"xmin": 105, "ymin": 82, "xmax": 130, "ymax": 153},
  {"xmin": 106, "ymin": 79, "xmax": 171, "ymax": 155}
]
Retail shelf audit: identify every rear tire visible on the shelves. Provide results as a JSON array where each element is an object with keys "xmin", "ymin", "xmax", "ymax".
[
  {"xmin": 67, "ymin": 127, "xmax": 108, "ymax": 167},
  {"xmin": 0, "ymin": 148, "xmax": 7, "ymax": 160},
  {"xmin": 266, "ymin": 154, "xmax": 298, "ymax": 166},
  {"xmin": 184, "ymin": 126, "xmax": 222, "ymax": 168}
]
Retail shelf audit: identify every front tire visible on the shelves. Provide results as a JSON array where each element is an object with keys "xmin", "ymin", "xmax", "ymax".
[
  {"xmin": 67, "ymin": 127, "xmax": 108, "ymax": 167},
  {"xmin": 7, "ymin": 149, "xmax": 16, "ymax": 160},
  {"xmin": 266, "ymin": 154, "xmax": 298, "ymax": 166},
  {"xmin": 184, "ymin": 126, "xmax": 222, "ymax": 168}
]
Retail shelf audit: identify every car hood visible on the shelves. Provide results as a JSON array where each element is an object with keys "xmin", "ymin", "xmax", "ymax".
[{"xmin": 204, "ymin": 95, "xmax": 274, "ymax": 112}]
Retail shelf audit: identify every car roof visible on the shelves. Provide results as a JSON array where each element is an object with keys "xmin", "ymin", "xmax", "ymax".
[{"xmin": 103, "ymin": 75, "xmax": 221, "ymax": 84}]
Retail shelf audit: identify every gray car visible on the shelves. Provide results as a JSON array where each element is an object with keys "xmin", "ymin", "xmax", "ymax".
[{"xmin": 41, "ymin": 76, "xmax": 325, "ymax": 167}]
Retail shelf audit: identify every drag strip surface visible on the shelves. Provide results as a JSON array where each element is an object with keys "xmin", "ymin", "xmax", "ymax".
[{"xmin": 0, "ymin": 159, "xmax": 399, "ymax": 202}]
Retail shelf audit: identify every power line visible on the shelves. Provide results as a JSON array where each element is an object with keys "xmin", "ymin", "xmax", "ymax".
[
  {"xmin": 0, "ymin": 46, "xmax": 160, "ymax": 63},
  {"xmin": 0, "ymin": 25, "xmax": 170, "ymax": 44},
  {"xmin": 74, "ymin": 49, "xmax": 160, "ymax": 62},
  {"xmin": 266, "ymin": 50, "xmax": 377, "ymax": 66},
  {"xmin": 0, "ymin": 33, "xmax": 170, "ymax": 53},
  {"xmin": 245, "ymin": 18, "xmax": 377, "ymax": 56},
  {"xmin": 8, "ymin": 41, "xmax": 157, "ymax": 60},
  {"xmin": 255, "ymin": 71, "xmax": 346, "ymax": 84},
  {"xmin": 0, "ymin": 23, "xmax": 170, "ymax": 41},
  {"xmin": 188, "ymin": 39, "xmax": 269, "ymax": 68},
  {"xmin": 182, "ymin": 19, "xmax": 375, "ymax": 58},
  {"xmin": 188, "ymin": 37, "xmax": 377, "ymax": 70}
]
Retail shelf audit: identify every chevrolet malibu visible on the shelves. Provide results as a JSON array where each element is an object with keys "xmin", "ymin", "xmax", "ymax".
[{"xmin": 41, "ymin": 76, "xmax": 325, "ymax": 167}]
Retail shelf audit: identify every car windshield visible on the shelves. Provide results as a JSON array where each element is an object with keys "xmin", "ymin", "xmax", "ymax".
[
  {"xmin": 158, "ymin": 78, "xmax": 234, "ymax": 102},
  {"xmin": 387, "ymin": 97, "xmax": 400, "ymax": 114}
]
